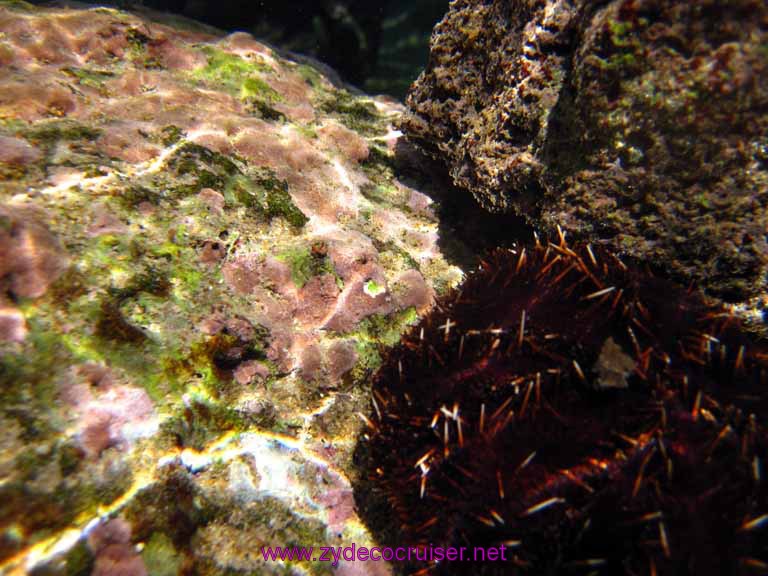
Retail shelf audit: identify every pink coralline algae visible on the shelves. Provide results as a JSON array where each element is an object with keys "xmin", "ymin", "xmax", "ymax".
[
  {"xmin": 0, "ymin": 205, "xmax": 68, "ymax": 299},
  {"xmin": 0, "ymin": 135, "xmax": 42, "ymax": 165},
  {"xmin": 88, "ymin": 518, "xmax": 147, "ymax": 576},
  {"xmin": 327, "ymin": 339, "xmax": 358, "ymax": 382},
  {"xmin": 222, "ymin": 253, "xmax": 295, "ymax": 297},
  {"xmin": 297, "ymin": 274, "xmax": 341, "ymax": 326},
  {"xmin": 392, "ymin": 269, "xmax": 434, "ymax": 313},
  {"xmin": 0, "ymin": 306, "xmax": 27, "ymax": 343},
  {"xmin": 324, "ymin": 269, "xmax": 393, "ymax": 334},
  {"xmin": 297, "ymin": 339, "xmax": 359, "ymax": 385},
  {"xmin": 233, "ymin": 359, "xmax": 270, "ymax": 386},
  {"xmin": 318, "ymin": 121, "xmax": 370, "ymax": 163},
  {"xmin": 62, "ymin": 368, "xmax": 157, "ymax": 458},
  {"xmin": 87, "ymin": 203, "xmax": 129, "ymax": 238}
]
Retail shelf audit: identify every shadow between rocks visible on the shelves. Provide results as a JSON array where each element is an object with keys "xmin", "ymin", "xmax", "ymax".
[{"xmin": 393, "ymin": 138, "xmax": 533, "ymax": 272}]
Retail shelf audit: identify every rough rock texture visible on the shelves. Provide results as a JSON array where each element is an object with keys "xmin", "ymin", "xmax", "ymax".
[
  {"xmin": 0, "ymin": 2, "xmax": 464, "ymax": 574},
  {"xmin": 401, "ymin": 0, "xmax": 768, "ymax": 301}
]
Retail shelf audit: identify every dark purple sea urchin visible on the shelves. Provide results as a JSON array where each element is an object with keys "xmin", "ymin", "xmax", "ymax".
[{"xmin": 353, "ymin": 233, "xmax": 768, "ymax": 576}]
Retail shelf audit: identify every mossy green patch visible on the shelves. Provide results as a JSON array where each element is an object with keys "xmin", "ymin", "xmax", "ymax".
[
  {"xmin": 276, "ymin": 245, "xmax": 335, "ymax": 288},
  {"xmin": 248, "ymin": 99, "xmax": 287, "ymax": 122},
  {"xmin": 345, "ymin": 308, "xmax": 419, "ymax": 384},
  {"xmin": 58, "ymin": 441, "xmax": 84, "ymax": 477},
  {"xmin": 350, "ymin": 340, "xmax": 382, "ymax": 383},
  {"xmin": 161, "ymin": 328, "xmax": 270, "ymax": 396},
  {"xmin": 319, "ymin": 90, "xmax": 385, "ymax": 136},
  {"xmin": 362, "ymin": 144, "xmax": 397, "ymax": 175},
  {"xmin": 363, "ymin": 279, "xmax": 385, "ymax": 297},
  {"xmin": 141, "ymin": 532, "xmax": 182, "ymax": 576},
  {"xmin": 150, "ymin": 142, "xmax": 246, "ymax": 201},
  {"xmin": 64, "ymin": 538, "xmax": 94, "ymax": 576},
  {"xmin": 229, "ymin": 168, "xmax": 308, "ymax": 228},
  {"xmin": 241, "ymin": 76, "xmax": 280, "ymax": 103},
  {"xmin": 95, "ymin": 300, "xmax": 149, "ymax": 345},
  {"xmin": 0, "ymin": 319, "xmax": 73, "ymax": 441},
  {"xmin": 0, "ymin": 162, "xmax": 27, "ymax": 181},
  {"xmin": 161, "ymin": 393, "xmax": 275, "ymax": 451},
  {"xmin": 158, "ymin": 125, "xmax": 185, "ymax": 146},
  {"xmin": 61, "ymin": 67, "xmax": 114, "ymax": 93},
  {"xmin": 110, "ymin": 267, "xmax": 172, "ymax": 301},
  {"xmin": 23, "ymin": 120, "xmax": 101, "ymax": 147},
  {"xmin": 359, "ymin": 182, "xmax": 404, "ymax": 207},
  {"xmin": 117, "ymin": 184, "xmax": 157, "ymax": 208},
  {"xmin": 370, "ymin": 239, "xmax": 420, "ymax": 270},
  {"xmin": 190, "ymin": 46, "xmax": 276, "ymax": 101},
  {"xmin": 167, "ymin": 142, "xmax": 240, "ymax": 179},
  {"xmin": 296, "ymin": 64, "xmax": 324, "ymax": 88},
  {"xmin": 126, "ymin": 27, "xmax": 162, "ymax": 69},
  {"xmin": 358, "ymin": 308, "xmax": 420, "ymax": 347},
  {"xmin": 294, "ymin": 123, "xmax": 318, "ymax": 139}
]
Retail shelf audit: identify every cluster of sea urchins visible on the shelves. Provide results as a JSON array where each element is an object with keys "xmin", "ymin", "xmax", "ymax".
[{"xmin": 353, "ymin": 232, "xmax": 768, "ymax": 576}]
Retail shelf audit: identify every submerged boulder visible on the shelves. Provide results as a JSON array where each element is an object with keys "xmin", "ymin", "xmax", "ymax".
[
  {"xmin": 0, "ymin": 2, "xmax": 463, "ymax": 574},
  {"xmin": 402, "ymin": 0, "xmax": 768, "ymax": 301}
]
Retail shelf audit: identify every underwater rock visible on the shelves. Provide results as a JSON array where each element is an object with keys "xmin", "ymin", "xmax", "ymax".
[
  {"xmin": 354, "ymin": 235, "xmax": 768, "ymax": 575},
  {"xmin": 0, "ymin": 2, "xmax": 463, "ymax": 574},
  {"xmin": 402, "ymin": 0, "xmax": 768, "ymax": 301}
]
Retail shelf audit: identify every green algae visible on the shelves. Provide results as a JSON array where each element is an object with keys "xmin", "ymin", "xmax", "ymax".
[
  {"xmin": 131, "ymin": 142, "xmax": 306, "ymax": 230},
  {"xmin": 248, "ymin": 99, "xmax": 287, "ymax": 122},
  {"xmin": 0, "ymin": 453, "xmax": 133, "ymax": 564},
  {"xmin": 63, "ymin": 539, "xmax": 94, "ymax": 576},
  {"xmin": 319, "ymin": 90, "xmax": 385, "ymax": 136},
  {"xmin": 162, "ymin": 396, "xmax": 276, "ymax": 451},
  {"xmin": 23, "ymin": 120, "xmax": 101, "ymax": 146},
  {"xmin": 125, "ymin": 27, "xmax": 163, "ymax": 69},
  {"xmin": 95, "ymin": 300, "xmax": 150, "ymax": 345},
  {"xmin": 61, "ymin": 67, "xmax": 115, "ymax": 93},
  {"xmin": 241, "ymin": 76, "xmax": 281, "ymax": 103},
  {"xmin": 294, "ymin": 123, "xmax": 318, "ymax": 140},
  {"xmin": 361, "ymin": 144, "xmax": 397, "ymax": 176},
  {"xmin": 276, "ymin": 245, "xmax": 335, "ymax": 289},
  {"xmin": 358, "ymin": 308, "xmax": 419, "ymax": 348},
  {"xmin": 190, "ymin": 45, "xmax": 277, "ymax": 105},
  {"xmin": 110, "ymin": 141, "xmax": 246, "ymax": 206},
  {"xmin": 296, "ymin": 63, "xmax": 324, "ymax": 88},
  {"xmin": 159, "ymin": 125, "xmax": 185, "ymax": 146},
  {"xmin": 351, "ymin": 340, "xmax": 382, "ymax": 384},
  {"xmin": 363, "ymin": 279, "xmax": 385, "ymax": 297},
  {"xmin": 118, "ymin": 184, "xmax": 157, "ymax": 208},
  {"xmin": 359, "ymin": 182, "xmax": 405, "ymax": 208},
  {"xmin": 141, "ymin": 532, "xmax": 182, "ymax": 576},
  {"xmin": 0, "ymin": 162, "xmax": 27, "ymax": 180},
  {"xmin": 343, "ymin": 307, "xmax": 420, "ymax": 384},
  {"xmin": 230, "ymin": 168, "xmax": 309, "ymax": 228},
  {"xmin": 166, "ymin": 142, "xmax": 242, "ymax": 195},
  {"xmin": 0, "ymin": 319, "xmax": 73, "ymax": 441}
]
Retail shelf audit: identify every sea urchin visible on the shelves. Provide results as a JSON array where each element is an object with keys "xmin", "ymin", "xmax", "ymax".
[{"xmin": 353, "ymin": 233, "xmax": 768, "ymax": 575}]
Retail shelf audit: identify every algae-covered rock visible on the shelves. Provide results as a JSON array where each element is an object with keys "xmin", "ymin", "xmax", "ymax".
[
  {"xmin": 402, "ymin": 0, "xmax": 768, "ymax": 301},
  {"xmin": 0, "ymin": 2, "xmax": 462, "ymax": 573}
]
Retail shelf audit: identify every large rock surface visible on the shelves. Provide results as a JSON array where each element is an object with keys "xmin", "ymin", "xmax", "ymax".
[
  {"xmin": 0, "ymin": 2, "xmax": 462, "ymax": 574},
  {"xmin": 402, "ymin": 0, "xmax": 768, "ymax": 301}
]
